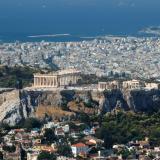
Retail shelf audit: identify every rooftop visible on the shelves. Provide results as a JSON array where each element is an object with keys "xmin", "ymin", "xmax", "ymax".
[{"xmin": 71, "ymin": 143, "xmax": 86, "ymax": 148}]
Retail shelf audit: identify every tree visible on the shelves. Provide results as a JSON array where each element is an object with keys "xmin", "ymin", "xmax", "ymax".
[
  {"xmin": 148, "ymin": 153, "xmax": 155, "ymax": 159},
  {"xmin": 103, "ymin": 129, "xmax": 113, "ymax": 149},
  {"xmin": 15, "ymin": 79, "xmax": 23, "ymax": 89},
  {"xmin": 37, "ymin": 151, "xmax": 56, "ymax": 160},
  {"xmin": 0, "ymin": 151, "xmax": 3, "ymax": 160},
  {"xmin": 3, "ymin": 145, "xmax": 16, "ymax": 153},
  {"xmin": 23, "ymin": 118, "xmax": 42, "ymax": 130},
  {"xmin": 118, "ymin": 149, "xmax": 131, "ymax": 159},
  {"xmin": 79, "ymin": 113, "xmax": 90, "ymax": 125},
  {"xmin": 95, "ymin": 111, "xmax": 160, "ymax": 148},
  {"xmin": 0, "ymin": 123, "xmax": 11, "ymax": 131},
  {"xmin": 42, "ymin": 129, "xmax": 56, "ymax": 144},
  {"xmin": 57, "ymin": 144, "xmax": 72, "ymax": 157}
]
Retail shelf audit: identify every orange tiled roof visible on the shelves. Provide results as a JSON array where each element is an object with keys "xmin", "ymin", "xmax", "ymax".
[
  {"xmin": 42, "ymin": 146, "xmax": 56, "ymax": 152},
  {"xmin": 72, "ymin": 143, "xmax": 86, "ymax": 148},
  {"xmin": 85, "ymin": 141, "xmax": 96, "ymax": 146}
]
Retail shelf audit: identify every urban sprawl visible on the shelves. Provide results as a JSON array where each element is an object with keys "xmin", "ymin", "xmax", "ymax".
[{"xmin": 0, "ymin": 36, "xmax": 160, "ymax": 80}]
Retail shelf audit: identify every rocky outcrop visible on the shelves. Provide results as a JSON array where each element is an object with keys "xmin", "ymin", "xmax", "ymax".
[
  {"xmin": 100, "ymin": 89, "xmax": 160, "ymax": 112},
  {"xmin": 125, "ymin": 89, "xmax": 160, "ymax": 112},
  {"xmin": 0, "ymin": 89, "xmax": 160, "ymax": 126},
  {"xmin": 0, "ymin": 90, "xmax": 41, "ymax": 126}
]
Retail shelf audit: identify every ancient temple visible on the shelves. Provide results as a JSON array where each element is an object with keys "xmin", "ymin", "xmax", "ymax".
[{"xmin": 33, "ymin": 69, "xmax": 81, "ymax": 88}]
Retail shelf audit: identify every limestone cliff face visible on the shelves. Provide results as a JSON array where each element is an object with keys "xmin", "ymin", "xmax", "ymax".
[
  {"xmin": 125, "ymin": 89, "xmax": 160, "ymax": 112},
  {"xmin": 0, "ymin": 89, "xmax": 160, "ymax": 126},
  {"xmin": 39, "ymin": 91, "xmax": 63, "ymax": 106},
  {"xmin": 0, "ymin": 90, "xmax": 41, "ymax": 126},
  {"xmin": 102, "ymin": 89, "xmax": 129, "ymax": 111},
  {"xmin": 100, "ymin": 89, "xmax": 160, "ymax": 112}
]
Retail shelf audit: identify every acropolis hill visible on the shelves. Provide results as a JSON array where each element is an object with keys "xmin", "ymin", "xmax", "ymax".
[
  {"xmin": 0, "ymin": 88, "xmax": 160, "ymax": 126},
  {"xmin": 0, "ymin": 66, "xmax": 160, "ymax": 126}
]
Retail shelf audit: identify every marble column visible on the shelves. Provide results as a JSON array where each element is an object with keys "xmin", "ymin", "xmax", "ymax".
[
  {"xmin": 62, "ymin": 77, "xmax": 64, "ymax": 86},
  {"xmin": 36, "ymin": 78, "xmax": 38, "ymax": 86},
  {"xmin": 39, "ymin": 77, "xmax": 41, "ymax": 86},
  {"xmin": 52, "ymin": 77, "xmax": 54, "ymax": 86},
  {"xmin": 50, "ymin": 77, "xmax": 52, "ymax": 86},
  {"xmin": 72, "ymin": 76, "xmax": 74, "ymax": 84},
  {"xmin": 72, "ymin": 76, "xmax": 75, "ymax": 84},
  {"xmin": 61, "ymin": 77, "xmax": 63, "ymax": 86},
  {"xmin": 44, "ymin": 77, "xmax": 45, "ymax": 86},
  {"xmin": 37, "ymin": 78, "xmax": 38, "ymax": 86},
  {"xmin": 73, "ymin": 76, "xmax": 76, "ymax": 84},
  {"xmin": 40, "ymin": 77, "xmax": 42, "ymax": 86},
  {"xmin": 64, "ymin": 77, "xmax": 66, "ymax": 85},
  {"xmin": 40, "ymin": 77, "xmax": 41, "ymax": 86},
  {"xmin": 38, "ymin": 77, "xmax": 41, "ymax": 86},
  {"xmin": 47, "ymin": 77, "xmax": 50, "ymax": 86},
  {"xmin": 68, "ymin": 76, "xmax": 70, "ymax": 85},
  {"xmin": 48, "ymin": 77, "xmax": 50, "ymax": 86},
  {"xmin": 42, "ymin": 77, "xmax": 43, "ymax": 86},
  {"xmin": 56, "ymin": 77, "xmax": 59, "ymax": 87},
  {"xmin": 34, "ymin": 77, "xmax": 36, "ymax": 86},
  {"xmin": 35, "ymin": 78, "xmax": 37, "ymax": 86},
  {"xmin": 56, "ymin": 77, "xmax": 57, "ymax": 87},
  {"xmin": 51, "ymin": 77, "xmax": 53, "ymax": 86},
  {"xmin": 47, "ymin": 77, "xmax": 49, "ymax": 86},
  {"xmin": 61, "ymin": 77, "xmax": 64, "ymax": 86},
  {"xmin": 65, "ymin": 76, "xmax": 67, "ymax": 85},
  {"xmin": 44, "ymin": 78, "xmax": 46, "ymax": 86},
  {"xmin": 53, "ymin": 77, "xmax": 55, "ymax": 87},
  {"xmin": 43, "ymin": 77, "xmax": 45, "ymax": 87},
  {"xmin": 43, "ymin": 77, "xmax": 45, "ymax": 86},
  {"xmin": 59, "ymin": 78, "xmax": 61, "ymax": 86},
  {"xmin": 50, "ymin": 77, "xmax": 53, "ymax": 86},
  {"xmin": 34, "ymin": 77, "xmax": 35, "ymax": 86}
]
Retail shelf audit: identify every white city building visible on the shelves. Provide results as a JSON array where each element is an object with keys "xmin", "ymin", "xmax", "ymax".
[{"xmin": 71, "ymin": 143, "xmax": 89, "ymax": 157}]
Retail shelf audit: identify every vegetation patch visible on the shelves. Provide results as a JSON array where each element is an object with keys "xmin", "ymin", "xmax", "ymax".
[
  {"xmin": 96, "ymin": 111, "xmax": 160, "ymax": 148},
  {"xmin": 0, "ymin": 65, "xmax": 41, "ymax": 88}
]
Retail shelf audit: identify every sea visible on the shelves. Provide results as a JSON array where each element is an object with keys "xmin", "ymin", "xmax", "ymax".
[{"xmin": 0, "ymin": 0, "xmax": 160, "ymax": 42}]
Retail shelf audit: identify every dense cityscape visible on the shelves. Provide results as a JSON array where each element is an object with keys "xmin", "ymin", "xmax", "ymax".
[{"xmin": 0, "ymin": 36, "xmax": 160, "ymax": 80}]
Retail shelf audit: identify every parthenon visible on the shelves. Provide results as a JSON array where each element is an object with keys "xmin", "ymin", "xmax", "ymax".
[{"xmin": 33, "ymin": 69, "xmax": 81, "ymax": 88}]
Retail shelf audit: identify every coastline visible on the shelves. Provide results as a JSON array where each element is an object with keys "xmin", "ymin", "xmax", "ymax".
[{"xmin": 0, "ymin": 31, "xmax": 160, "ymax": 43}]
